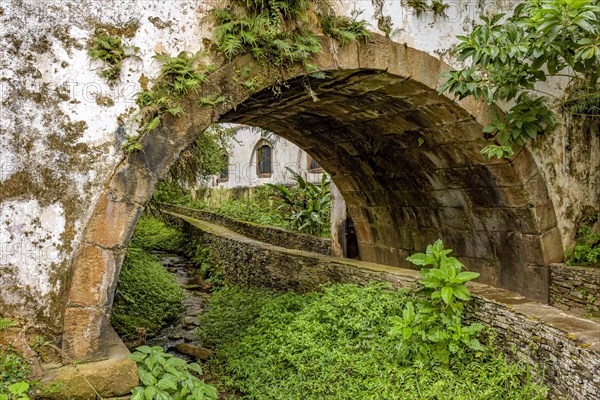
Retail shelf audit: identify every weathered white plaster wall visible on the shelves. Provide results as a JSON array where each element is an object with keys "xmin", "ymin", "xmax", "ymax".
[
  {"xmin": 0, "ymin": 0, "xmax": 596, "ymax": 336},
  {"xmin": 211, "ymin": 125, "xmax": 325, "ymax": 189}
]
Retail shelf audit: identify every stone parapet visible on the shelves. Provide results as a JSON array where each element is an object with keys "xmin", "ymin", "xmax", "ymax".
[
  {"xmin": 550, "ymin": 263, "xmax": 600, "ymax": 319},
  {"xmin": 161, "ymin": 203, "xmax": 332, "ymax": 256}
]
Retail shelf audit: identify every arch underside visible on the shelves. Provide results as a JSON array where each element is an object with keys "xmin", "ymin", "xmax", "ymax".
[
  {"xmin": 62, "ymin": 36, "xmax": 562, "ymax": 361},
  {"xmin": 220, "ymin": 69, "xmax": 562, "ymax": 300}
]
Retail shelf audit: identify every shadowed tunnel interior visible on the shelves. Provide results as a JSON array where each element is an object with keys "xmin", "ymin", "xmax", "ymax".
[{"xmin": 220, "ymin": 69, "xmax": 561, "ymax": 301}]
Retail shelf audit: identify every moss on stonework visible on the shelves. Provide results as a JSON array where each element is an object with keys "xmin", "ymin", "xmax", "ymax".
[
  {"xmin": 148, "ymin": 16, "xmax": 172, "ymax": 30},
  {"xmin": 91, "ymin": 20, "xmax": 140, "ymax": 39},
  {"xmin": 51, "ymin": 25, "xmax": 83, "ymax": 52},
  {"xmin": 95, "ymin": 95, "xmax": 115, "ymax": 107}
]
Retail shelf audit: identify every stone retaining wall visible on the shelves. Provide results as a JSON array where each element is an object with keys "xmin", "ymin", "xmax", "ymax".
[
  {"xmin": 161, "ymin": 204, "xmax": 332, "ymax": 256},
  {"xmin": 550, "ymin": 263, "xmax": 600, "ymax": 319},
  {"xmin": 171, "ymin": 211, "xmax": 600, "ymax": 400}
]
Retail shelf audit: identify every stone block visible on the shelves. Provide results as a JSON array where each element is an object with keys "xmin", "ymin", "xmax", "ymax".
[
  {"xmin": 511, "ymin": 148, "xmax": 539, "ymax": 183},
  {"xmin": 331, "ymin": 40, "xmax": 359, "ymax": 70},
  {"xmin": 42, "ymin": 333, "xmax": 138, "ymax": 399},
  {"xmin": 107, "ymin": 161, "xmax": 157, "ymax": 205},
  {"xmin": 404, "ymin": 47, "xmax": 443, "ymax": 90},
  {"xmin": 353, "ymin": 221, "xmax": 374, "ymax": 245},
  {"xmin": 357, "ymin": 35, "xmax": 393, "ymax": 71},
  {"xmin": 67, "ymin": 244, "xmax": 120, "ymax": 308},
  {"xmin": 83, "ymin": 192, "xmax": 143, "ymax": 249},
  {"xmin": 500, "ymin": 184, "xmax": 529, "ymax": 207},
  {"xmin": 62, "ymin": 307, "xmax": 110, "ymax": 362}
]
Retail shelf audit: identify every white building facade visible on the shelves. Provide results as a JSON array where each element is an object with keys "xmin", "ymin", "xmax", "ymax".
[{"xmin": 211, "ymin": 125, "xmax": 326, "ymax": 189}]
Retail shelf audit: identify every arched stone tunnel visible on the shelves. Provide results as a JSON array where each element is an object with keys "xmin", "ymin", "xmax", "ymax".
[{"xmin": 62, "ymin": 35, "xmax": 562, "ymax": 361}]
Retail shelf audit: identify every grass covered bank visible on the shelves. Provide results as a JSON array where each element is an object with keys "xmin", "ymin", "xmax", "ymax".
[
  {"xmin": 111, "ymin": 215, "xmax": 185, "ymax": 340},
  {"xmin": 196, "ymin": 241, "xmax": 549, "ymax": 399}
]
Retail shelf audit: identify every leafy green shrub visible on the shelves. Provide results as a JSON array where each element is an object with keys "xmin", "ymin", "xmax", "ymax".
[
  {"xmin": 129, "ymin": 346, "xmax": 217, "ymax": 400},
  {"xmin": 389, "ymin": 240, "xmax": 484, "ymax": 365},
  {"xmin": 0, "ymin": 382, "xmax": 30, "ymax": 400},
  {"xmin": 0, "ymin": 349, "xmax": 33, "ymax": 400},
  {"xmin": 129, "ymin": 215, "xmax": 184, "ymax": 253},
  {"xmin": 201, "ymin": 278, "xmax": 547, "ymax": 399},
  {"xmin": 111, "ymin": 248, "xmax": 184, "ymax": 339},
  {"xmin": 440, "ymin": 0, "xmax": 600, "ymax": 158},
  {"xmin": 566, "ymin": 225, "xmax": 600, "ymax": 267},
  {"xmin": 267, "ymin": 168, "xmax": 331, "ymax": 237}
]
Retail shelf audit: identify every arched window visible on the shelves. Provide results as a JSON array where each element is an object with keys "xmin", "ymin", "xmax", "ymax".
[
  {"xmin": 256, "ymin": 142, "xmax": 272, "ymax": 177},
  {"xmin": 306, "ymin": 154, "xmax": 323, "ymax": 173},
  {"xmin": 219, "ymin": 152, "xmax": 229, "ymax": 182}
]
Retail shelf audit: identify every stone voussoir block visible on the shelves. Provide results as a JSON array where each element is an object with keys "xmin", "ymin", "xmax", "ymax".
[
  {"xmin": 83, "ymin": 192, "xmax": 143, "ymax": 249},
  {"xmin": 67, "ymin": 244, "xmax": 120, "ymax": 308},
  {"xmin": 62, "ymin": 307, "xmax": 111, "ymax": 362}
]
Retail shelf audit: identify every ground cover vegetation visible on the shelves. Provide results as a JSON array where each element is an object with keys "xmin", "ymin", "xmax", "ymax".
[
  {"xmin": 210, "ymin": 187, "xmax": 292, "ymax": 230},
  {"xmin": 111, "ymin": 216, "xmax": 185, "ymax": 340},
  {"xmin": 129, "ymin": 346, "xmax": 217, "ymax": 400},
  {"xmin": 0, "ymin": 320, "xmax": 34, "ymax": 400},
  {"xmin": 197, "ymin": 241, "xmax": 548, "ymax": 399},
  {"xmin": 440, "ymin": 0, "xmax": 600, "ymax": 158}
]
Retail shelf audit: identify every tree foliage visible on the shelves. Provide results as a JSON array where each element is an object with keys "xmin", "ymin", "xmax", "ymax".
[
  {"xmin": 165, "ymin": 124, "xmax": 236, "ymax": 189},
  {"xmin": 440, "ymin": 0, "xmax": 600, "ymax": 158}
]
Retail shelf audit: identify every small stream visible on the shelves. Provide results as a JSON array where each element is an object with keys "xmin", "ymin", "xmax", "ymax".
[{"xmin": 145, "ymin": 253, "xmax": 211, "ymax": 361}]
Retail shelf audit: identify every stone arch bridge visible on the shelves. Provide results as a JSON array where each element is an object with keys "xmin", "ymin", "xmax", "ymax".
[
  {"xmin": 63, "ymin": 35, "xmax": 563, "ymax": 360},
  {"xmin": 0, "ymin": 0, "xmax": 597, "ymax": 368}
]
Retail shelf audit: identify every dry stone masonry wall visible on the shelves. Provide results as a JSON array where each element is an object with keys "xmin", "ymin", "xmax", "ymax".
[
  {"xmin": 550, "ymin": 263, "xmax": 600, "ymax": 319},
  {"xmin": 160, "ymin": 203, "xmax": 332, "ymax": 255}
]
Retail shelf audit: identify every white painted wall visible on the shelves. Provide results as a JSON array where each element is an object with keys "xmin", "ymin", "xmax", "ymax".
[{"xmin": 209, "ymin": 125, "xmax": 326, "ymax": 189}]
